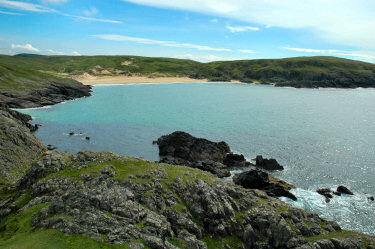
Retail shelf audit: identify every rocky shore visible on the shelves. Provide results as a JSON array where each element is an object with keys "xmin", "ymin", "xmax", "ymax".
[
  {"xmin": 0, "ymin": 107, "xmax": 375, "ymax": 248},
  {"xmin": 154, "ymin": 131, "xmax": 296, "ymax": 200}
]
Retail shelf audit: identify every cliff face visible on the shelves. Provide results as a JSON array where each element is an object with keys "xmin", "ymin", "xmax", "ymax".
[
  {"xmin": 0, "ymin": 63, "xmax": 91, "ymax": 108},
  {"xmin": 0, "ymin": 109, "xmax": 374, "ymax": 249},
  {"xmin": 0, "ymin": 106, "xmax": 45, "ymax": 189}
]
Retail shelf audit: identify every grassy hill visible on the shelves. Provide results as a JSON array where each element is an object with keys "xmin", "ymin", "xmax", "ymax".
[{"xmin": 1, "ymin": 54, "xmax": 375, "ymax": 88}]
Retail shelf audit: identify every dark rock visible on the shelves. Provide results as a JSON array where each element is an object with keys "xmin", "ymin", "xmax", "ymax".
[
  {"xmin": 333, "ymin": 191, "xmax": 341, "ymax": 196},
  {"xmin": 156, "ymin": 131, "xmax": 230, "ymax": 163},
  {"xmin": 368, "ymin": 196, "xmax": 374, "ymax": 201},
  {"xmin": 337, "ymin": 186, "xmax": 354, "ymax": 195},
  {"xmin": 47, "ymin": 144, "xmax": 57, "ymax": 151},
  {"xmin": 0, "ymin": 76, "xmax": 92, "ymax": 109},
  {"xmin": 317, "ymin": 188, "xmax": 333, "ymax": 199},
  {"xmin": 233, "ymin": 169, "xmax": 297, "ymax": 201},
  {"xmin": 223, "ymin": 153, "xmax": 253, "ymax": 168},
  {"xmin": 155, "ymin": 131, "xmax": 234, "ymax": 177},
  {"xmin": 0, "ymin": 107, "xmax": 46, "ymax": 186},
  {"xmin": 85, "ymin": 136, "xmax": 90, "ymax": 140},
  {"xmin": 69, "ymin": 132, "xmax": 75, "ymax": 136},
  {"xmin": 255, "ymin": 155, "xmax": 284, "ymax": 170}
]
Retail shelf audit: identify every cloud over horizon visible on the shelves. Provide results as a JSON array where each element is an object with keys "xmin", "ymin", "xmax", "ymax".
[
  {"xmin": 11, "ymin": 43, "xmax": 40, "ymax": 52},
  {"xmin": 282, "ymin": 46, "xmax": 375, "ymax": 61}
]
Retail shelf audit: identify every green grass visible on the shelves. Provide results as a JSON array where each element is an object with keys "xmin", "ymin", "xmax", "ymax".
[
  {"xmin": 202, "ymin": 235, "xmax": 244, "ymax": 249},
  {"xmin": 1, "ymin": 54, "xmax": 375, "ymax": 86},
  {"xmin": 303, "ymin": 230, "xmax": 354, "ymax": 242}
]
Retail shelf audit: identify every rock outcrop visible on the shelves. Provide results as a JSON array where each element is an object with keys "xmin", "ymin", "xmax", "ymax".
[
  {"xmin": 0, "ymin": 64, "xmax": 92, "ymax": 108},
  {"xmin": 0, "ymin": 109, "xmax": 374, "ymax": 249},
  {"xmin": 255, "ymin": 155, "xmax": 284, "ymax": 170},
  {"xmin": 1, "ymin": 151, "xmax": 374, "ymax": 248},
  {"xmin": 155, "ymin": 131, "xmax": 252, "ymax": 177},
  {"xmin": 0, "ymin": 106, "xmax": 46, "ymax": 188},
  {"xmin": 233, "ymin": 169, "xmax": 297, "ymax": 201}
]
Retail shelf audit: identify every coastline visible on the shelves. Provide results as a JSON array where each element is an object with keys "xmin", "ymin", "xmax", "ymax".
[
  {"xmin": 71, "ymin": 74, "xmax": 242, "ymax": 85},
  {"xmin": 73, "ymin": 75, "xmax": 208, "ymax": 85}
]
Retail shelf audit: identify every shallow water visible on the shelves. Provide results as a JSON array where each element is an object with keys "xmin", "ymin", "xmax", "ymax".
[{"xmin": 19, "ymin": 83, "xmax": 375, "ymax": 234}]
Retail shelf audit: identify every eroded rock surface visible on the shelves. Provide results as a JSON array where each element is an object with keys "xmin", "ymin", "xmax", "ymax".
[
  {"xmin": 233, "ymin": 169, "xmax": 297, "ymax": 201},
  {"xmin": 155, "ymin": 131, "xmax": 252, "ymax": 177},
  {"xmin": 0, "ymin": 107, "xmax": 46, "ymax": 188}
]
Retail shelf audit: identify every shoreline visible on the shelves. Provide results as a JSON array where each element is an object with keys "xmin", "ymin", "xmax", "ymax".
[
  {"xmin": 71, "ymin": 74, "xmax": 242, "ymax": 85},
  {"xmin": 73, "ymin": 75, "xmax": 208, "ymax": 85}
]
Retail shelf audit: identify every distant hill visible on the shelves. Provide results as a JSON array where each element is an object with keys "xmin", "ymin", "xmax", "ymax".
[{"xmin": 1, "ymin": 54, "xmax": 375, "ymax": 88}]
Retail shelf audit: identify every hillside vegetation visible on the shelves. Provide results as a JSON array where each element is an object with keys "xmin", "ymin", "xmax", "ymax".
[
  {"xmin": 1, "ymin": 54, "xmax": 375, "ymax": 88},
  {"xmin": 0, "ymin": 63, "xmax": 91, "ymax": 108}
]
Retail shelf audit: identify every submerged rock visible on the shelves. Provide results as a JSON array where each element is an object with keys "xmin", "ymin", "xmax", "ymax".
[
  {"xmin": 233, "ymin": 169, "xmax": 297, "ymax": 201},
  {"xmin": 316, "ymin": 188, "xmax": 334, "ymax": 199}
]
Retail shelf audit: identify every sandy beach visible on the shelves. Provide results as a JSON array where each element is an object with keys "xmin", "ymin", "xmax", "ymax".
[{"xmin": 72, "ymin": 74, "xmax": 212, "ymax": 85}]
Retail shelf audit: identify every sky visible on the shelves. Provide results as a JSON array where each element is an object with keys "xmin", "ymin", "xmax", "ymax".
[{"xmin": 0, "ymin": 0, "xmax": 375, "ymax": 62}]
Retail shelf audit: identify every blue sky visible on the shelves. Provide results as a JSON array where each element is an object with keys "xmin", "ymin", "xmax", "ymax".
[{"xmin": 1, "ymin": 0, "xmax": 375, "ymax": 62}]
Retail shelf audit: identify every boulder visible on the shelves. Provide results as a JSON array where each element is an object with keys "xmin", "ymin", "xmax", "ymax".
[
  {"xmin": 255, "ymin": 155, "xmax": 284, "ymax": 170},
  {"xmin": 233, "ymin": 169, "xmax": 297, "ymax": 201}
]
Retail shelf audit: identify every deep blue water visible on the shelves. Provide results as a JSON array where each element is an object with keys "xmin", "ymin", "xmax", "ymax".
[{"xmin": 20, "ymin": 83, "xmax": 375, "ymax": 234}]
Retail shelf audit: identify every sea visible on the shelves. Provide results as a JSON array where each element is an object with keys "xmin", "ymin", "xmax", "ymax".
[{"xmin": 19, "ymin": 82, "xmax": 375, "ymax": 235}]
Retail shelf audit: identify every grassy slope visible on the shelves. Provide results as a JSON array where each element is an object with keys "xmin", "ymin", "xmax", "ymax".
[
  {"xmin": 1, "ymin": 155, "xmax": 374, "ymax": 249},
  {"xmin": 0, "ymin": 63, "xmax": 64, "ymax": 93},
  {"xmin": 0, "ymin": 54, "xmax": 200, "ymax": 76},
  {"xmin": 1, "ymin": 54, "xmax": 375, "ymax": 85},
  {"xmin": 0, "ymin": 63, "xmax": 86, "ymax": 94}
]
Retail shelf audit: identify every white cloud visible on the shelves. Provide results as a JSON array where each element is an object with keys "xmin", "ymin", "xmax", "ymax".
[
  {"xmin": 72, "ymin": 51, "xmax": 81, "ymax": 56},
  {"xmin": 47, "ymin": 49, "xmax": 65, "ymax": 55},
  {"xmin": 0, "ymin": 0, "xmax": 121, "ymax": 23},
  {"xmin": 39, "ymin": 0, "xmax": 68, "ymax": 4},
  {"xmin": 11, "ymin": 43, "xmax": 40, "ymax": 52},
  {"xmin": 226, "ymin": 25, "xmax": 259, "ymax": 33},
  {"xmin": 210, "ymin": 18, "xmax": 218, "ymax": 23},
  {"xmin": 122, "ymin": 0, "xmax": 375, "ymax": 50},
  {"xmin": 63, "ymin": 13, "xmax": 122, "ymax": 24},
  {"xmin": 0, "ymin": 0, "xmax": 54, "ymax": 12},
  {"xmin": 83, "ymin": 7, "xmax": 98, "ymax": 16},
  {"xmin": 181, "ymin": 53, "xmax": 222, "ymax": 62},
  {"xmin": 239, "ymin": 49, "xmax": 255, "ymax": 54},
  {"xmin": 282, "ymin": 46, "xmax": 375, "ymax": 60},
  {"xmin": 0, "ymin": 9, "xmax": 23, "ymax": 15},
  {"xmin": 94, "ymin": 34, "xmax": 232, "ymax": 52}
]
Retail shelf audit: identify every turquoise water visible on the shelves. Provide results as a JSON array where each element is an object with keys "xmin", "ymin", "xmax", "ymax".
[{"xmin": 20, "ymin": 83, "xmax": 375, "ymax": 234}]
